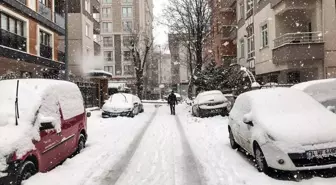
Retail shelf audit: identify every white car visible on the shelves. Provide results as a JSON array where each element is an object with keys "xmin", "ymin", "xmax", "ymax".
[
  {"xmin": 102, "ymin": 93, "xmax": 144, "ymax": 118},
  {"xmin": 228, "ymin": 88, "xmax": 336, "ymax": 173},
  {"xmin": 292, "ymin": 78, "xmax": 336, "ymax": 113},
  {"xmin": 192, "ymin": 90, "xmax": 230, "ymax": 117}
]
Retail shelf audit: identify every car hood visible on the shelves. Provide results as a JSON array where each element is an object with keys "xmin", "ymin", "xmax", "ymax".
[
  {"xmin": 257, "ymin": 111, "xmax": 336, "ymax": 145},
  {"xmin": 102, "ymin": 102, "xmax": 133, "ymax": 111}
]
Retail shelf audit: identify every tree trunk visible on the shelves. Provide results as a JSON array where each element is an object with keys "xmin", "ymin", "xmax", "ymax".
[
  {"xmin": 187, "ymin": 43, "xmax": 194, "ymax": 99},
  {"xmin": 135, "ymin": 69, "xmax": 144, "ymax": 99}
]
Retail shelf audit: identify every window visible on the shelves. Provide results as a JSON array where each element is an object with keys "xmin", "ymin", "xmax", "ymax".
[
  {"xmin": 261, "ymin": 24, "xmax": 268, "ymax": 48},
  {"xmin": 123, "ymin": 0, "xmax": 133, "ymax": 3},
  {"xmin": 246, "ymin": 25, "xmax": 255, "ymax": 59},
  {"xmin": 102, "ymin": 22, "xmax": 112, "ymax": 32},
  {"xmin": 40, "ymin": 30, "xmax": 51, "ymax": 46},
  {"xmin": 102, "ymin": 0, "xmax": 112, "ymax": 3},
  {"xmin": 104, "ymin": 66, "xmax": 114, "ymax": 74},
  {"xmin": 239, "ymin": 39, "xmax": 245, "ymax": 58},
  {"xmin": 123, "ymin": 51, "xmax": 132, "ymax": 61},
  {"xmin": 123, "ymin": 36, "xmax": 133, "ymax": 46},
  {"xmin": 246, "ymin": 0, "xmax": 253, "ymax": 15},
  {"xmin": 104, "ymin": 51, "xmax": 113, "ymax": 61},
  {"xmin": 103, "ymin": 37, "xmax": 113, "ymax": 47},
  {"xmin": 123, "ymin": 21, "xmax": 132, "ymax": 32},
  {"xmin": 39, "ymin": 0, "xmax": 49, "ymax": 6},
  {"xmin": 102, "ymin": 8, "xmax": 112, "ymax": 18},
  {"xmin": 239, "ymin": 3, "xmax": 244, "ymax": 20},
  {"xmin": 85, "ymin": 0, "xmax": 90, "ymax": 13},
  {"xmin": 123, "ymin": 65, "xmax": 134, "ymax": 75},
  {"xmin": 85, "ymin": 23, "xmax": 90, "ymax": 37},
  {"xmin": 122, "ymin": 7, "xmax": 132, "ymax": 17},
  {"xmin": 0, "ymin": 13, "xmax": 25, "ymax": 37}
]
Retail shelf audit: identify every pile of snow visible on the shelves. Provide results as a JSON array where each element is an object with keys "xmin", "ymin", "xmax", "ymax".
[
  {"xmin": 195, "ymin": 90, "xmax": 228, "ymax": 105},
  {"xmin": 292, "ymin": 78, "xmax": 336, "ymax": 107},
  {"xmin": 231, "ymin": 88, "xmax": 336, "ymax": 145},
  {"xmin": 0, "ymin": 79, "xmax": 84, "ymax": 176},
  {"xmin": 103, "ymin": 93, "xmax": 134, "ymax": 111}
]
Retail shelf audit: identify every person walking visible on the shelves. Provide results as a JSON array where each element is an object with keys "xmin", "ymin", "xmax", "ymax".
[{"xmin": 167, "ymin": 91, "xmax": 178, "ymax": 115}]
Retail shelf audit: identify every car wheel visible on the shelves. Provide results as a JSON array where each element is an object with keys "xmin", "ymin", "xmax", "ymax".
[
  {"xmin": 221, "ymin": 108, "xmax": 229, "ymax": 117},
  {"xmin": 76, "ymin": 134, "xmax": 86, "ymax": 154},
  {"xmin": 254, "ymin": 144, "xmax": 269, "ymax": 173},
  {"xmin": 229, "ymin": 128, "xmax": 238, "ymax": 149},
  {"xmin": 17, "ymin": 161, "xmax": 37, "ymax": 183},
  {"xmin": 129, "ymin": 111, "xmax": 135, "ymax": 118}
]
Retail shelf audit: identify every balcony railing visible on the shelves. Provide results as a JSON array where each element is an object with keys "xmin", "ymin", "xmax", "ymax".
[
  {"xmin": 39, "ymin": 2, "xmax": 52, "ymax": 21},
  {"xmin": 55, "ymin": 13, "xmax": 65, "ymax": 29},
  {"xmin": 0, "ymin": 29, "xmax": 27, "ymax": 52},
  {"xmin": 17, "ymin": 0, "xmax": 26, "ymax": 5},
  {"xmin": 58, "ymin": 50, "xmax": 65, "ymax": 62},
  {"xmin": 40, "ymin": 44, "xmax": 52, "ymax": 59},
  {"xmin": 274, "ymin": 32, "xmax": 323, "ymax": 48}
]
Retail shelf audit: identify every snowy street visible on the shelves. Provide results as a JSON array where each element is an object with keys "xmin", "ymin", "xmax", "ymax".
[{"xmin": 23, "ymin": 103, "xmax": 336, "ymax": 185}]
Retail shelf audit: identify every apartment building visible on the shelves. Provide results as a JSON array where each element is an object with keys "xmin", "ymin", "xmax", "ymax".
[
  {"xmin": 58, "ymin": 0, "xmax": 101, "ymax": 76},
  {"xmin": 237, "ymin": 0, "xmax": 336, "ymax": 84},
  {"xmin": 207, "ymin": 0, "xmax": 237, "ymax": 67},
  {"xmin": 0, "ymin": 0, "xmax": 65, "ymax": 79},
  {"xmin": 101, "ymin": 0, "xmax": 153, "ymax": 92}
]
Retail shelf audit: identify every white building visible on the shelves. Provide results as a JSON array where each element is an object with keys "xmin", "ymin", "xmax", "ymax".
[{"xmin": 237, "ymin": 0, "xmax": 336, "ymax": 84}]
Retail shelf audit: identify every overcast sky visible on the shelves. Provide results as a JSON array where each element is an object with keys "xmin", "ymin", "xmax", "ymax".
[{"xmin": 153, "ymin": 0, "xmax": 168, "ymax": 46}]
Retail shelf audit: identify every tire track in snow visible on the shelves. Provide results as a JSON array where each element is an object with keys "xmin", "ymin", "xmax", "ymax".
[
  {"xmin": 98, "ymin": 108, "xmax": 158, "ymax": 185},
  {"xmin": 175, "ymin": 115, "xmax": 205, "ymax": 185}
]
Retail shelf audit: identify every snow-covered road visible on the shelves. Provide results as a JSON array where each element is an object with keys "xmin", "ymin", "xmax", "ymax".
[{"xmin": 24, "ymin": 103, "xmax": 336, "ymax": 185}]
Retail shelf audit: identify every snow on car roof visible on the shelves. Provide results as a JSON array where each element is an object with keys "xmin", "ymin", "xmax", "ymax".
[
  {"xmin": 198, "ymin": 90, "xmax": 222, "ymax": 96},
  {"xmin": 292, "ymin": 78, "xmax": 336, "ymax": 103}
]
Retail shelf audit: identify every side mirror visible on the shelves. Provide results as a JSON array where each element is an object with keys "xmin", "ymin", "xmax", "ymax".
[
  {"xmin": 40, "ymin": 122, "xmax": 54, "ymax": 131},
  {"xmin": 87, "ymin": 112, "xmax": 91, "ymax": 118}
]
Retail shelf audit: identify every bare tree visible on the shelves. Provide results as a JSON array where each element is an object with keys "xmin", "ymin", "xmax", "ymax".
[
  {"xmin": 163, "ymin": 0, "xmax": 212, "ymax": 97},
  {"xmin": 125, "ymin": 31, "xmax": 153, "ymax": 98}
]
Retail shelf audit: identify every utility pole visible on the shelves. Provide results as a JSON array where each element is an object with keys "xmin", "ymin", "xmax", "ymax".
[{"xmin": 64, "ymin": 0, "xmax": 69, "ymax": 80}]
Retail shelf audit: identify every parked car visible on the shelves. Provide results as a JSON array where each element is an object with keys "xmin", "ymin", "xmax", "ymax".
[
  {"xmin": 292, "ymin": 78, "xmax": 336, "ymax": 113},
  {"xmin": 0, "ymin": 79, "xmax": 89, "ymax": 185},
  {"xmin": 163, "ymin": 93, "xmax": 182, "ymax": 103},
  {"xmin": 228, "ymin": 88, "xmax": 336, "ymax": 173},
  {"xmin": 102, "ymin": 93, "xmax": 144, "ymax": 118},
  {"xmin": 223, "ymin": 94, "xmax": 236, "ymax": 112},
  {"xmin": 192, "ymin": 90, "xmax": 230, "ymax": 117}
]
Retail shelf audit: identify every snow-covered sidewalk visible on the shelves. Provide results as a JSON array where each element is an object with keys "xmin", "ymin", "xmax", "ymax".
[
  {"xmin": 24, "ymin": 105, "xmax": 156, "ymax": 185},
  {"xmin": 176, "ymin": 104, "xmax": 336, "ymax": 185}
]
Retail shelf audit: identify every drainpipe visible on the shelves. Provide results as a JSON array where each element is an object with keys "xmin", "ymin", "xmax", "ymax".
[{"xmin": 64, "ymin": 0, "xmax": 69, "ymax": 80}]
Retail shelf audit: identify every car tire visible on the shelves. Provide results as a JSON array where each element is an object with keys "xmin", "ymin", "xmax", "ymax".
[
  {"xmin": 76, "ymin": 134, "xmax": 86, "ymax": 154},
  {"xmin": 17, "ymin": 160, "xmax": 37, "ymax": 183},
  {"xmin": 229, "ymin": 128, "xmax": 238, "ymax": 149},
  {"xmin": 129, "ymin": 111, "xmax": 135, "ymax": 118},
  {"xmin": 221, "ymin": 108, "xmax": 229, "ymax": 117},
  {"xmin": 254, "ymin": 144, "xmax": 269, "ymax": 173}
]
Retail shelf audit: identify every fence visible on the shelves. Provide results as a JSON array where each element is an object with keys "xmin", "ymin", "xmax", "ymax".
[{"xmin": 274, "ymin": 32, "xmax": 323, "ymax": 48}]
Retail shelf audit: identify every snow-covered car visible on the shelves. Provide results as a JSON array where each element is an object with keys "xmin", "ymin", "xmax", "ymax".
[
  {"xmin": 0, "ymin": 79, "xmax": 89, "ymax": 184},
  {"xmin": 192, "ymin": 90, "xmax": 230, "ymax": 117},
  {"xmin": 228, "ymin": 88, "xmax": 336, "ymax": 173},
  {"xmin": 163, "ymin": 93, "xmax": 182, "ymax": 103},
  {"xmin": 102, "ymin": 93, "xmax": 144, "ymax": 118},
  {"xmin": 292, "ymin": 78, "xmax": 336, "ymax": 113}
]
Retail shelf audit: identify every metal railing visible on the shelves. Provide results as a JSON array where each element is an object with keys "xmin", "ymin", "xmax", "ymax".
[
  {"xmin": 0, "ymin": 29, "xmax": 27, "ymax": 52},
  {"xmin": 274, "ymin": 32, "xmax": 323, "ymax": 48},
  {"xmin": 40, "ymin": 44, "xmax": 52, "ymax": 59},
  {"xmin": 38, "ymin": 2, "xmax": 52, "ymax": 21},
  {"xmin": 55, "ymin": 13, "xmax": 65, "ymax": 28}
]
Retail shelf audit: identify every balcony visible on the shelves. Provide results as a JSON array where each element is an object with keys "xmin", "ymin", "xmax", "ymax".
[
  {"xmin": 271, "ymin": 0, "xmax": 315, "ymax": 15},
  {"xmin": 55, "ymin": 13, "xmax": 65, "ymax": 29},
  {"xmin": 40, "ymin": 44, "xmax": 53, "ymax": 59},
  {"xmin": 273, "ymin": 32, "xmax": 324, "ymax": 64},
  {"xmin": 38, "ymin": 2, "xmax": 52, "ymax": 21},
  {"xmin": 0, "ymin": 29, "xmax": 27, "ymax": 52}
]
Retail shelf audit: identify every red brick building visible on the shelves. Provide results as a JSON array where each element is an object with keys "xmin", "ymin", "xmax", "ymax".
[{"xmin": 207, "ymin": 0, "xmax": 237, "ymax": 67}]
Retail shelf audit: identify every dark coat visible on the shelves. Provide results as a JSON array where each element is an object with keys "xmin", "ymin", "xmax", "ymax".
[{"xmin": 167, "ymin": 93, "xmax": 177, "ymax": 105}]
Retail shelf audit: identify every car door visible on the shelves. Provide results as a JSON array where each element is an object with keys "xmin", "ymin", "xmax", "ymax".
[
  {"xmin": 34, "ymin": 101, "xmax": 63, "ymax": 171},
  {"xmin": 237, "ymin": 101, "xmax": 253, "ymax": 153}
]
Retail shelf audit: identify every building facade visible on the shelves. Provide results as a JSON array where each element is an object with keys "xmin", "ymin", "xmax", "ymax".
[
  {"xmin": 207, "ymin": 0, "xmax": 237, "ymax": 67},
  {"xmin": 101, "ymin": 0, "xmax": 153, "ymax": 93},
  {"xmin": 237, "ymin": 0, "xmax": 336, "ymax": 84},
  {"xmin": 59, "ymin": 0, "xmax": 102, "ymax": 76},
  {"xmin": 0, "ymin": 0, "xmax": 66, "ymax": 79}
]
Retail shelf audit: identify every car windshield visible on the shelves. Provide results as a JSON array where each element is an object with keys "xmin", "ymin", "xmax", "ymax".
[{"xmin": 4, "ymin": 0, "xmax": 336, "ymax": 184}]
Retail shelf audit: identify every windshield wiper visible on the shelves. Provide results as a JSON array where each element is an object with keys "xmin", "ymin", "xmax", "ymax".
[{"xmin": 15, "ymin": 80, "xmax": 20, "ymax": 126}]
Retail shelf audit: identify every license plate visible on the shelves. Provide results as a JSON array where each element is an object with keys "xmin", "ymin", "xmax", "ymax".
[{"xmin": 306, "ymin": 148, "xmax": 336, "ymax": 159}]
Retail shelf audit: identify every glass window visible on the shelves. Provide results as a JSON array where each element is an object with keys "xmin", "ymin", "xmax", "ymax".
[
  {"xmin": 246, "ymin": 0, "xmax": 253, "ymax": 15},
  {"xmin": 240, "ymin": 39, "xmax": 245, "ymax": 58},
  {"xmin": 9, "ymin": 18, "xmax": 15, "ymax": 33},
  {"xmin": 261, "ymin": 24, "xmax": 268, "ymax": 48},
  {"xmin": 85, "ymin": 24, "xmax": 90, "ymax": 37},
  {"xmin": 102, "ymin": 22, "xmax": 112, "ymax": 32},
  {"xmin": 123, "ymin": 36, "xmax": 132, "ymax": 46},
  {"xmin": 102, "ymin": 8, "xmax": 112, "ymax": 18},
  {"xmin": 123, "ymin": 21, "xmax": 132, "ymax": 32},
  {"xmin": 85, "ymin": 0, "xmax": 90, "ymax": 13},
  {"xmin": 123, "ymin": 51, "xmax": 132, "ymax": 61},
  {"xmin": 239, "ymin": 3, "xmax": 244, "ymax": 20},
  {"xmin": 104, "ymin": 66, "xmax": 114, "ymax": 74},
  {"xmin": 122, "ymin": 7, "xmax": 132, "ymax": 17},
  {"xmin": 103, "ymin": 37, "xmax": 113, "ymax": 47},
  {"xmin": 104, "ymin": 51, "xmax": 113, "ymax": 61},
  {"xmin": 102, "ymin": 0, "xmax": 112, "ymax": 4},
  {"xmin": 247, "ymin": 25, "xmax": 255, "ymax": 59},
  {"xmin": 123, "ymin": 65, "xmax": 134, "ymax": 75},
  {"xmin": 1, "ymin": 13, "xmax": 7, "ymax": 30},
  {"xmin": 40, "ymin": 30, "xmax": 51, "ymax": 46},
  {"xmin": 123, "ymin": 0, "xmax": 133, "ymax": 3}
]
